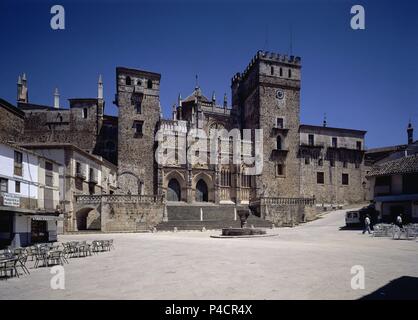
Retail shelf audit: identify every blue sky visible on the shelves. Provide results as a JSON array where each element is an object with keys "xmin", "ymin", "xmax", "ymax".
[{"xmin": 0, "ymin": 0, "xmax": 417, "ymax": 148}]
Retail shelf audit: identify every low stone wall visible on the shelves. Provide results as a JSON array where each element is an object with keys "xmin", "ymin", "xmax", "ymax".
[
  {"xmin": 74, "ymin": 194, "xmax": 165, "ymax": 233},
  {"xmin": 100, "ymin": 196, "xmax": 164, "ymax": 232},
  {"xmin": 250, "ymin": 197, "xmax": 316, "ymax": 226}
]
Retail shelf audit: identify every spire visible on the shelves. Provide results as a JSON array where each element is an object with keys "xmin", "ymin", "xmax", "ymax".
[
  {"xmin": 54, "ymin": 88, "xmax": 60, "ymax": 109},
  {"xmin": 212, "ymin": 91, "xmax": 216, "ymax": 103},
  {"xmin": 323, "ymin": 113, "xmax": 327, "ymax": 127},
  {"xmin": 172, "ymin": 104, "xmax": 177, "ymax": 120},
  {"xmin": 178, "ymin": 93, "xmax": 182, "ymax": 107},
  {"xmin": 407, "ymin": 120, "xmax": 414, "ymax": 144},
  {"xmin": 98, "ymin": 74, "xmax": 103, "ymax": 100},
  {"xmin": 195, "ymin": 74, "xmax": 199, "ymax": 90},
  {"xmin": 17, "ymin": 73, "xmax": 28, "ymax": 103},
  {"xmin": 223, "ymin": 93, "xmax": 227, "ymax": 109}
]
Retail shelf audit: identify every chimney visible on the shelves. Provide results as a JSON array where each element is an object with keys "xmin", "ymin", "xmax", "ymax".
[
  {"xmin": 98, "ymin": 74, "xmax": 103, "ymax": 100},
  {"xmin": 407, "ymin": 121, "xmax": 414, "ymax": 144},
  {"xmin": 54, "ymin": 88, "xmax": 60, "ymax": 109},
  {"xmin": 17, "ymin": 73, "xmax": 28, "ymax": 103}
]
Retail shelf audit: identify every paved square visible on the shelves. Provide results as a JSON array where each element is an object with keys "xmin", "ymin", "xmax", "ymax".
[{"xmin": 1, "ymin": 208, "xmax": 417, "ymax": 299}]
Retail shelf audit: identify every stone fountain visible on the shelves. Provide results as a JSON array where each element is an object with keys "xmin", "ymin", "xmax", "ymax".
[{"xmin": 220, "ymin": 208, "xmax": 267, "ymax": 237}]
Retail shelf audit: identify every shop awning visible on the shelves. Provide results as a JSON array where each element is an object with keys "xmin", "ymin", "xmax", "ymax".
[{"xmin": 31, "ymin": 215, "xmax": 63, "ymax": 221}]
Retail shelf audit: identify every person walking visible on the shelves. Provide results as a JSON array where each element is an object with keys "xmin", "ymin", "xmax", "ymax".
[
  {"xmin": 396, "ymin": 214, "xmax": 403, "ymax": 230},
  {"xmin": 363, "ymin": 214, "xmax": 372, "ymax": 234}
]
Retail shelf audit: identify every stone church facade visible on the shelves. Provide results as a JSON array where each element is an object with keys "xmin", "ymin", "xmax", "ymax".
[
  {"xmin": 115, "ymin": 51, "xmax": 367, "ymax": 209},
  {"xmin": 0, "ymin": 50, "xmax": 368, "ymax": 230}
]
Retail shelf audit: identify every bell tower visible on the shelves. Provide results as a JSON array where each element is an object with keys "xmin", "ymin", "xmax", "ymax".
[{"xmin": 116, "ymin": 67, "xmax": 161, "ymax": 195}]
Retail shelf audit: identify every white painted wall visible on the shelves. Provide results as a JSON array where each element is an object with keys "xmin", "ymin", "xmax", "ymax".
[{"xmin": 0, "ymin": 143, "xmax": 38, "ymax": 200}]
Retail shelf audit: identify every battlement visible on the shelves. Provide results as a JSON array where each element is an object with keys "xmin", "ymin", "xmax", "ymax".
[{"xmin": 232, "ymin": 50, "xmax": 301, "ymax": 84}]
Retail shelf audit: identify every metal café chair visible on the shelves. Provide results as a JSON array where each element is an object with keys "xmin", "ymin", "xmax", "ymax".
[{"xmin": 0, "ymin": 259, "xmax": 19, "ymax": 278}]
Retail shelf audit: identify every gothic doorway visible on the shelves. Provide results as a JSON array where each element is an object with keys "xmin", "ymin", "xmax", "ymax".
[
  {"xmin": 195, "ymin": 179, "xmax": 208, "ymax": 202},
  {"xmin": 167, "ymin": 179, "xmax": 181, "ymax": 201}
]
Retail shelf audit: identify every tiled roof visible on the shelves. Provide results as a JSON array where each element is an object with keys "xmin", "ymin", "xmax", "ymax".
[
  {"xmin": 182, "ymin": 87, "xmax": 210, "ymax": 103},
  {"xmin": 367, "ymin": 154, "xmax": 418, "ymax": 177}
]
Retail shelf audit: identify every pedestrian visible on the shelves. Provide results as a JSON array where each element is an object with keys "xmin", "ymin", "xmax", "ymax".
[
  {"xmin": 396, "ymin": 214, "xmax": 403, "ymax": 230},
  {"xmin": 363, "ymin": 214, "xmax": 372, "ymax": 234}
]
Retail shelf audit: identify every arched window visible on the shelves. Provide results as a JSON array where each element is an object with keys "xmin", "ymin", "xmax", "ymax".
[
  {"xmin": 137, "ymin": 79, "xmax": 142, "ymax": 86},
  {"xmin": 147, "ymin": 79, "xmax": 153, "ymax": 89},
  {"xmin": 288, "ymin": 69, "xmax": 292, "ymax": 78},
  {"xmin": 126, "ymin": 76, "xmax": 132, "ymax": 85},
  {"xmin": 276, "ymin": 136, "xmax": 282, "ymax": 150}
]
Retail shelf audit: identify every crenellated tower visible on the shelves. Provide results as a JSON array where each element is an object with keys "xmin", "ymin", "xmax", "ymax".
[
  {"xmin": 116, "ymin": 67, "xmax": 161, "ymax": 195},
  {"xmin": 231, "ymin": 51, "xmax": 302, "ymax": 198}
]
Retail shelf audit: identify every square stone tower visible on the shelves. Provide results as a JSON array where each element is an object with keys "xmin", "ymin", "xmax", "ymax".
[
  {"xmin": 116, "ymin": 67, "xmax": 161, "ymax": 195},
  {"xmin": 231, "ymin": 51, "xmax": 302, "ymax": 198}
]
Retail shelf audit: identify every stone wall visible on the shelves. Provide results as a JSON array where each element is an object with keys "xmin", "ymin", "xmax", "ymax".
[
  {"xmin": 101, "ymin": 200, "xmax": 164, "ymax": 232},
  {"xmin": 0, "ymin": 101, "xmax": 24, "ymax": 142},
  {"xmin": 251, "ymin": 197, "xmax": 316, "ymax": 226}
]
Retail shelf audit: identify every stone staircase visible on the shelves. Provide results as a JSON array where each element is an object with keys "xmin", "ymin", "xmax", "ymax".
[{"xmin": 156, "ymin": 203, "xmax": 273, "ymax": 231}]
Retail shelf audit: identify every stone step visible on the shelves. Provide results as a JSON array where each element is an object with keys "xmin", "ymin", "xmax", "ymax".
[
  {"xmin": 166, "ymin": 204, "xmax": 249, "ymax": 221},
  {"xmin": 156, "ymin": 213, "xmax": 273, "ymax": 231}
]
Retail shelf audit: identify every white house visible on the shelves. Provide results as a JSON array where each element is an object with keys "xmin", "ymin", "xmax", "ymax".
[{"xmin": 0, "ymin": 141, "xmax": 62, "ymax": 248}]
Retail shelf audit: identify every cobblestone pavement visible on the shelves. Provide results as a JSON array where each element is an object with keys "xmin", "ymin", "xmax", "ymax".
[{"xmin": 1, "ymin": 208, "xmax": 417, "ymax": 299}]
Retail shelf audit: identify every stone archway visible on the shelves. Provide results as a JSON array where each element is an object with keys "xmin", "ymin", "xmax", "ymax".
[
  {"xmin": 192, "ymin": 172, "xmax": 214, "ymax": 203},
  {"xmin": 76, "ymin": 207, "xmax": 100, "ymax": 231},
  {"xmin": 118, "ymin": 171, "xmax": 144, "ymax": 195},
  {"xmin": 163, "ymin": 170, "xmax": 187, "ymax": 202},
  {"xmin": 167, "ymin": 178, "xmax": 181, "ymax": 202},
  {"xmin": 195, "ymin": 179, "xmax": 208, "ymax": 202}
]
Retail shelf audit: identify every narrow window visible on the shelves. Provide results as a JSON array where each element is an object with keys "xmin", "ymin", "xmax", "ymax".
[
  {"xmin": 342, "ymin": 173, "xmax": 349, "ymax": 185},
  {"xmin": 147, "ymin": 79, "xmax": 153, "ymax": 89},
  {"xmin": 83, "ymin": 108, "xmax": 88, "ymax": 119},
  {"xmin": 133, "ymin": 120, "xmax": 144, "ymax": 137},
  {"xmin": 137, "ymin": 79, "xmax": 142, "ymax": 86},
  {"xmin": 343, "ymin": 161, "xmax": 347, "ymax": 168},
  {"xmin": 126, "ymin": 76, "xmax": 132, "ymax": 85},
  {"xmin": 318, "ymin": 158, "xmax": 323, "ymax": 166},
  {"xmin": 332, "ymin": 137, "xmax": 338, "ymax": 148},
  {"xmin": 14, "ymin": 151, "xmax": 23, "ymax": 176},
  {"xmin": 270, "ymin": 66, "xmax": 274, "ymax": 75},
  {"xmin": 317, "ymin": 172, "xmax": 324, "ymax": 184},
  {"xmin": 276, "ymin": 118, "xmax": 284, "ymax": 128},
  {"xmin": 276, "ymin": 136, "xmax": 282, "ymax": 150},
  {"xmin": 356, "ymin": 141, "xmax": 362, "ymax": 150},
  {"xmin": 308, "ymin": 134, "xmax": 314, "ymax": 146},
  {"xmin": 15, "ymin": 181, "xmax": 20, "ymax": 193},
  {"xmin": 355, "ymin": 162, "xmax": 360, "ymax": 169},
  {"xmin": 330, "ymin": 159, "xmax": 335, "ymax": 167},
  {"xmin": 279, "ymin": 68, "xmax": 283, "ymax": 77},
  {"xmin": 45, "ymin": 161, "xmax": 53, "ymax": 187},
  {"xmin": 288, "ymin": 69, "xmax": 292, "ymax": 78},
  {"xmin": 136, "ymin": 101, "xmax": 142, "ymax": 114},
  {"xmin": 305, "ymin": 157, "xmax": 310, "ymax": 165},
  {"xmin": 0, "ymin": 178, "xmax": 8, "ymax": 192},
  {"xmin": 276, "ymin": 164, "xmax": 284, "ymax": 176}
]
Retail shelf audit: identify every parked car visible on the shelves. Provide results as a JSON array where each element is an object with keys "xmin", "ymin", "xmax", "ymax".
[{"xmin": 345, "ymin": 204, "xmax": 378, "ymax": 227}]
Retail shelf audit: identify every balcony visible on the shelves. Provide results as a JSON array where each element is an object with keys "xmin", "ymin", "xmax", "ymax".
[
  {"xmin": 271, "ymin": 149, "xmax": 289, "ymax": 159},
  {"xmin": 89, "ymin": 175, "xmax": 98, "ymax": 184},
  {"xmin": 75, "ymin": 171, "xmax": 86, "ymax": 180},
  {"xmin": 300, "ymin": 143, "xmax": 324, "ymax": 149},
  {"xmin": 272, "ymin": 126, "xmax": 289, "ymax": 135}
]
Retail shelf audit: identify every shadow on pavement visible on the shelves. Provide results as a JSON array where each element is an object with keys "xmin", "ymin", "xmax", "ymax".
[{"xmin": 360, "ymin": 276, "xmax": 418, "ymax": 300}]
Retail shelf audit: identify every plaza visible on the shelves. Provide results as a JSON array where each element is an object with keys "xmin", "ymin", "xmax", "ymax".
[{"xmin": 1, "ymin": 208, "xmax": 417, "ymax": 300}]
